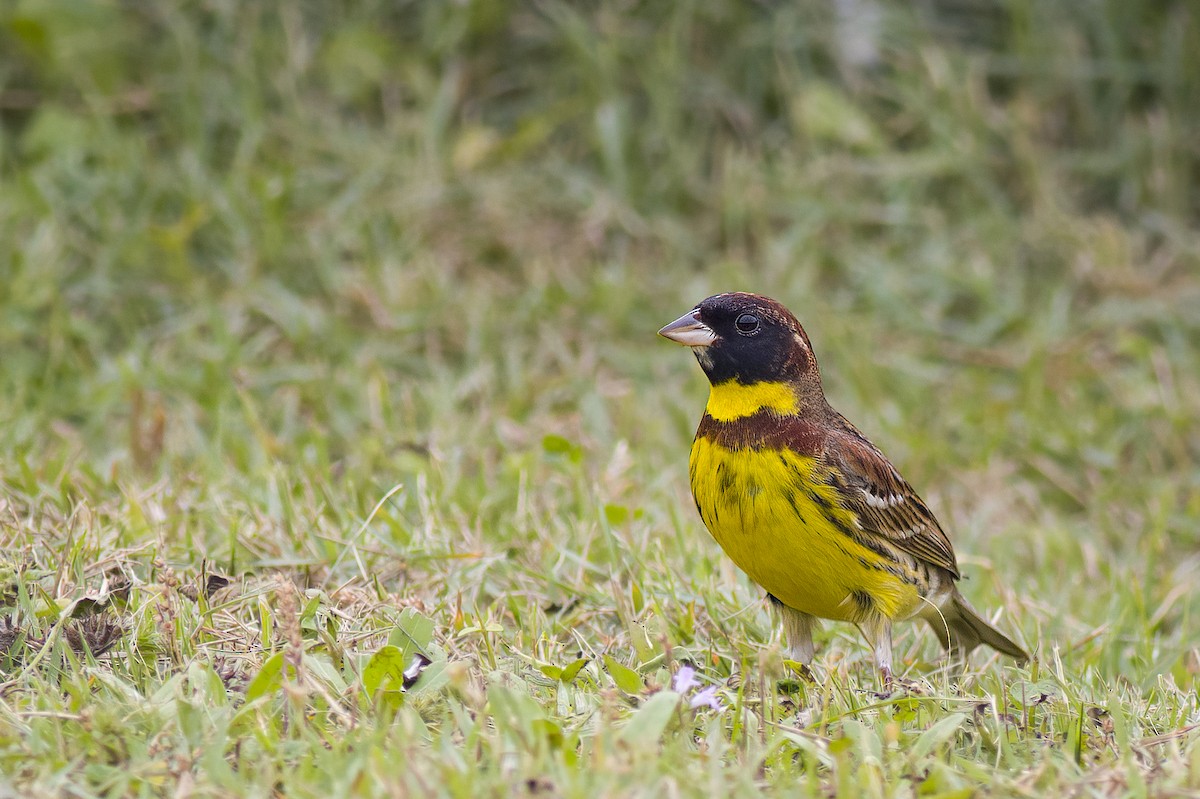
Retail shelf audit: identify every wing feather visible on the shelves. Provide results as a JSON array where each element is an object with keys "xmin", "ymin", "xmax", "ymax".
[
  {"xmin": 819, "ymin": 419, "xmax": 961, "ymax": 578},
  {"xmin": 703, "ymin": 409, "xmax": 962, "ymax": 579}
]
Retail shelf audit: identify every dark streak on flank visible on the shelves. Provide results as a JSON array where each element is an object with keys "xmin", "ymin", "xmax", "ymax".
[
  {"xmin": 820, "ymin": 508, "xmax": 918, "ymax": 585},
  {"xmin": 782, "ymin": 487, "xmax": 807, "ymax": 528},
  {"xmin": 850, "ymin": 590, "xmax": 875, "ymax": 615},
  {"xmin": 716, "ymin": 461, "xmax": 735, "ymax": 494},
  {"xmin": 831, "ymin": 539, "xmax": 862, "ymax": 565},
  {"xmin": 804, "ymin": 487, "xmax": 832, "ymax": 510}
]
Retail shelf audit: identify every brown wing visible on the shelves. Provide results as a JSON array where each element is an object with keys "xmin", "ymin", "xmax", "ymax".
[{"xmin": 821, "ymin": 418, "xmax": 960, "ymax": 578}]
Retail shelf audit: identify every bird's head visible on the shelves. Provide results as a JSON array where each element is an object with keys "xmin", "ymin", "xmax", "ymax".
[{"xmin": 658, "ymin": 292, "xmax": 822, "ymax": 392}]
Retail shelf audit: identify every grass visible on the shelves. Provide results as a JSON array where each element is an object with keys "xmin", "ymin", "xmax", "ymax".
[{"xmin": 1, "ymin": 0, "xmax": 1198, "ymax": 796}]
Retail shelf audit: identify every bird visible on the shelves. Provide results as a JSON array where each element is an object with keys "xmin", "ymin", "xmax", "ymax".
[{"xmin": 659, "ymin": 292, "xmax": 1027, "ymax": 684}]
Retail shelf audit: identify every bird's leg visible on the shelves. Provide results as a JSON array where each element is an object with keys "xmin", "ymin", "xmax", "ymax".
[
  {"xmin": 769, "ymin": 598, "xmax": 818, "ymax": 680},
  {"xmin": 872, "ymin": 620, "xmax": 894, "ymax": 687},
  {"xmin": 779, "ymin": 605, "xmax": 818, "ymax": 665},
  {"xmin": 865, "ymin": 621, "xmax": 921, "ymax": 693}
]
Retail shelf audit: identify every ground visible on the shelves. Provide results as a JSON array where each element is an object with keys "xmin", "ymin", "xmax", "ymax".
[{"xmin": 0, "ymin": 2, "xmax": 1198, "ymax": 797}]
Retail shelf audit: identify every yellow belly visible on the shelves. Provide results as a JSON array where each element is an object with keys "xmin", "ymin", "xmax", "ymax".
[{"xmin": 689, "ymin": 437, "xmax": 921, "ymax": 622}]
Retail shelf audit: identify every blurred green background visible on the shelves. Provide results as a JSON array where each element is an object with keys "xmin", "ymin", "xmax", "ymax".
[
  {"xmin": 3, "ymin": 0, "xmax": 1198, "ymax": 573},
  {"xmin": 1, "ymin": 1, "xmax": 1198, "ymax": 794}
]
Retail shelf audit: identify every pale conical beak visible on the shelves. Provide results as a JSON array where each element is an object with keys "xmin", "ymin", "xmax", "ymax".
[{"xmin": 658, "ymin": 310, "xmax": 717, "ymax": 347}]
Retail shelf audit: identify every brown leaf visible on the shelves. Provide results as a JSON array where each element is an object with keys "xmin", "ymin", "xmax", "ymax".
[{"xmin": 64, "ymin": 615, "xmax": 123, "ymax": 657}]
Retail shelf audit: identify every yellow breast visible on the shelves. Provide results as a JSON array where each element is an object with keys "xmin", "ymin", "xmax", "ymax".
[{"xmin": 689, "ymin": 435, "xmax": 922, "ymax": 623}]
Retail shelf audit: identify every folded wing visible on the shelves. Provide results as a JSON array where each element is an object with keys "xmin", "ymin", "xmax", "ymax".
[{"xmin": 821, "ymin": 418, "xmax": 960, "ymax": 578}]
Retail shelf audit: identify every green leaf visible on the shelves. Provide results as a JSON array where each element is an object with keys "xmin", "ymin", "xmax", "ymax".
[
  {"xmin": 535, "ymin": 718, "xmax": 565, "ymax": 750},
  {"xmin": 842, "ymin": 719, "xmax": 882, "ymax": 761},
  {"xmin": 559, "ymin": 657, "xmax": 589, "ymax": 683},
  {"xmin": 486, "ymin": 684, "xmax": 544, "ymax": 733},
  {"xmin": 777, "ymin": 729, "xmax": 833, "ymax": 768},
  {"xmin": 630, "ymin": 580, "xmax": 644, "ymax": 615},
  {"xmin": 618, "ymin": 691, "xmax": 680, "ymax": 747},
  {"xmin": 299, "ymin": 593, "xmax": 323, "ymax": 631},
  {"xmin": 603, "ymin": 654, "xmax": 643, "ymax": 694},
  {"xmin": 604, "ymin": 504, "xmax": 629, "ymax": 525},
  {"xmin": 7, "ymin": 16, "xmax": 49, "ymax": 56},
  {"xmin": 185, "ymin": 661, "xmax": 229, "ymax": 707},
  {"xmin": 793, "ymin": 81, "xmax": 883, "ymax": 152},
  {"xmin": 387, "ymin": 607, "xmax": 434, "ymax": 663},
  {"xmin": 305, "ymin": 653, "xmax": 347, "ymax": 694},
  {"xmin": 910, "ymin": 712, "xmax": 969, "ymax": 760},
  {"xmin": 408, "ymin": 660, "xmax": 449, "ymax": 697},
  {"xmin": 362, "ymin": 645, "xmax": 408, "ymax": 697},
  {"xmin": 542, "ymin": 657, "xmax": 589, "ymax": 683},
  {"xmin": 891, "ymin": 696, "xmax": 921, "ymax": 723},
  {"xmin": 828, "ymin": 736, "xmax": 854, "ymax": 756},
  {"xmin": 256, "ymin": 595, "xmax": 272, "ymax": 651},
  {"xmin": 245, "ymin": 652, "xmax": 285, "ymax": 703},
  {"xmin": 542, "ymin": 434, "xmax": 582, "ymax": 462},
  {"xmin": 923, "ymin": 790, "xmax": 974, "ymax": 799}
]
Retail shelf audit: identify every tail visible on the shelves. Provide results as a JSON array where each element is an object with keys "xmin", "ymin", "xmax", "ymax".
[{"xmin": 926, "ymin": 590, "xmax": 1028, "ymax": 661}]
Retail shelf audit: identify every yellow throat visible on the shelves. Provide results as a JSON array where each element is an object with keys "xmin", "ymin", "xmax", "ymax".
[{"xmin": 704, "ymin": 380, "xmax": 798, "ymax": 421}]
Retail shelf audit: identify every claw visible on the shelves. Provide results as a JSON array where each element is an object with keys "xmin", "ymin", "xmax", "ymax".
[{"xmin": 874, "ymin": 666, "xmax": 923, "ymax": 697}]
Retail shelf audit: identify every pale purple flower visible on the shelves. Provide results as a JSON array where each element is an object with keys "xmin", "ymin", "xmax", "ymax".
[
  {"xmin": 671, "ymin": 664, "xmax": 725, "ymax": 712},
  {"xmin": 672, "ymin": 665, "xmax": 700, "ymax": 693},
  {"xmin": 689, "ymin": 685, "xmax": 724, "ymax": 711}
]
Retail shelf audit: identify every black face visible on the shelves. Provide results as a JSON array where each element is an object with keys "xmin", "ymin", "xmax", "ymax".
[{"xmin": 692, "ymin": 293, "xmax": 814, "ymax": 385}]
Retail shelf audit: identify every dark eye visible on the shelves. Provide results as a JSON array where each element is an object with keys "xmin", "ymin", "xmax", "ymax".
[{"xmin": 735, "ymin": 313, "xmax": 760, "ymax": 335}]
